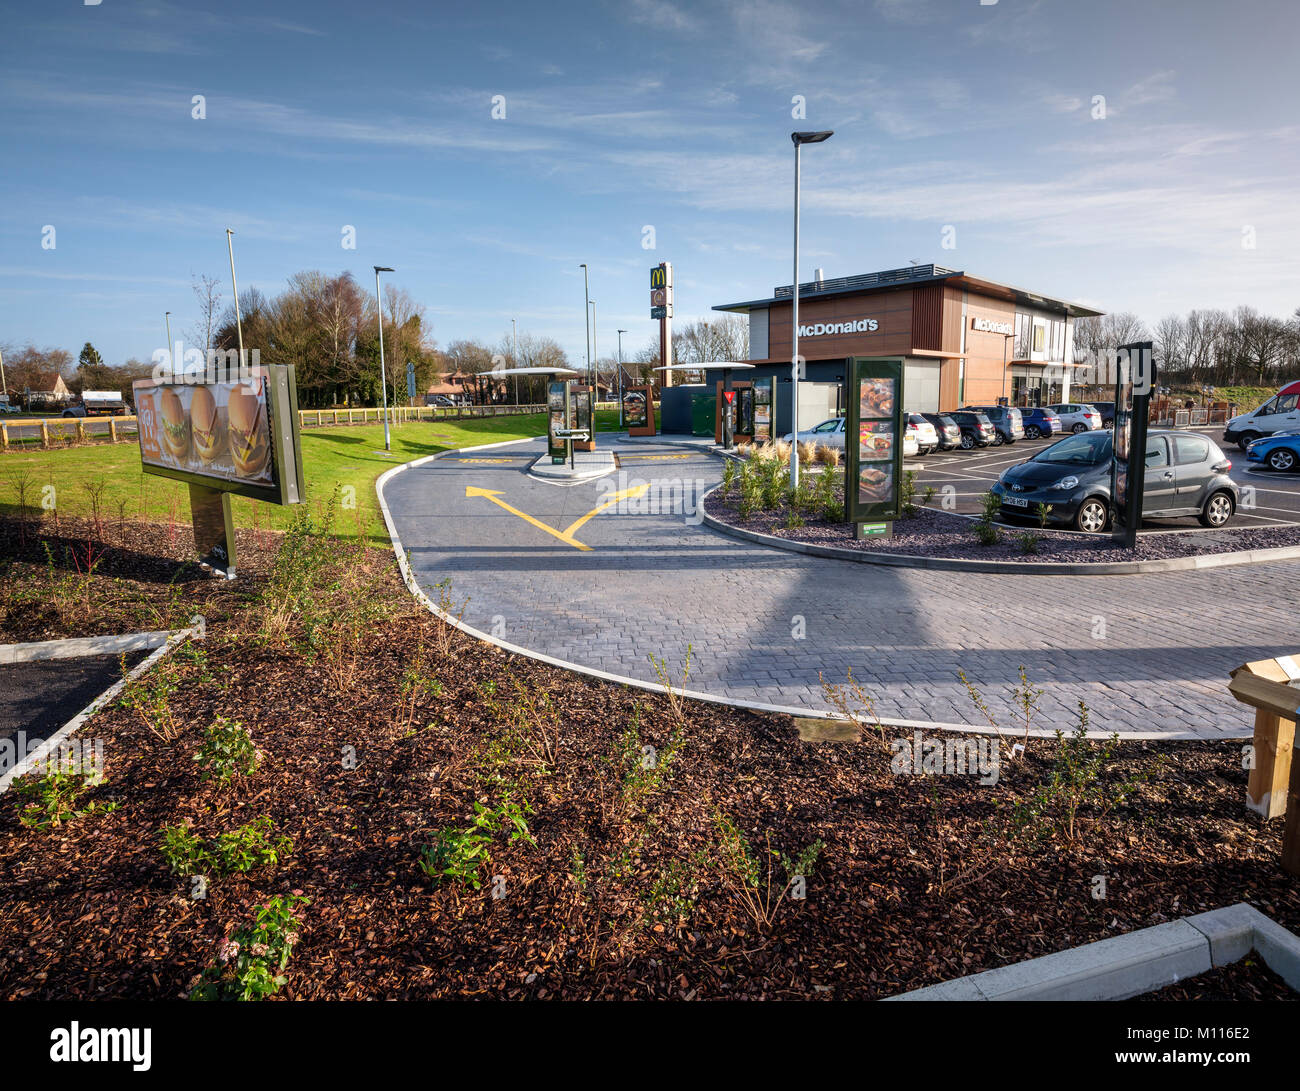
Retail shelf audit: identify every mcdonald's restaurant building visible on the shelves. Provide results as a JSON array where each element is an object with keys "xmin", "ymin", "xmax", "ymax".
[{"xmin": 708, "ymin": 264, "xmax": 1103, "ymax": 436}]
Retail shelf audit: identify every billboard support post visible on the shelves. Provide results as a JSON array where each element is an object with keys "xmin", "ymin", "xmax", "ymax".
[{"xmin": 189, "ymin": 484, "xmax": 237, "ymax": 579}]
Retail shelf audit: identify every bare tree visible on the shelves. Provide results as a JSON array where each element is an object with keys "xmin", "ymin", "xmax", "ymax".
[{"xmin": 189, "ymin": 274, "xmax": 223, "ymax": 353}]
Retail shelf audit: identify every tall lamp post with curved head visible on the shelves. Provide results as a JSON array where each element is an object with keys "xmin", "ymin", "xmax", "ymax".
[{"xmin": 789, "ymin": 129, "xmax": 833, "ymax": 491}]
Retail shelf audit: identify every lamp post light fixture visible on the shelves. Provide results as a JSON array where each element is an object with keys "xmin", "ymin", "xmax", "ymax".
[
  {"xmin": 374, "ymin": 265, "xmax": 395, "ymax": 451},
  {"xmin": 789, "ymin": 129, "xmax": 833, "ymax": 491},
  {"xmin": 579, "ymin": 263, "xmax": 592, "ymax": 390},
  {"xmin": 225, "ymin": 229, "xmax": 244, "ymax": 368},
  {"xmin": 617, "ymin": 328, "xmax": 628, "ymax": 428}
]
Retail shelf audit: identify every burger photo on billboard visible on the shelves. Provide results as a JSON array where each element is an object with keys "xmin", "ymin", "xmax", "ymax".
[
  {"xmin": 190, "ymin": 385, "xmax": 225, "ymax": 464},
  {"xmin": 227, "ymin": 384, "xmax": 269, "ymax": 477},
  {"xmin": 160, "ymin": 388, "xmax": 191, "ymax": 460}
]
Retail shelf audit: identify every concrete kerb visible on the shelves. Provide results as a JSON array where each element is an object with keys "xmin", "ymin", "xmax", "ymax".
[
  {"xmin": 700, "ymin": 484, "xmax": 1300, "ymax": 576},
  {"xmin": 887, "ymin": 902, "xmax": 1300, "ymax": 1001},
  {"xmin": 374, "ymin": 437, "xmax": 1242, "ymax": 741},
  {"xmin": 0, "ymin": 629, "xmax": 175, "ymax": 665},
  {"xmin": 0, "ymin": 617, "xmax": 205, "ymax": 795}
]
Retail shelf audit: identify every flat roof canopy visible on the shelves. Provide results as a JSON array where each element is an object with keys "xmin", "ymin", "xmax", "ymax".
[
  {"xmin": 654, "ymin": 362, "xmax": 755, "ymax": 371},
  {"xmin": 490, "ymin": 366, "xmax": 579, "ymax": 376}
]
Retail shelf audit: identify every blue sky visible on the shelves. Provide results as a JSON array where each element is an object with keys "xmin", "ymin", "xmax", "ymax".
[{"xmin": 2, "ymin": 0, "xmax": 1297, "ymax": 368}]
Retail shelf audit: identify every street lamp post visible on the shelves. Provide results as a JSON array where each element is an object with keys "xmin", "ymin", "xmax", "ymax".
[
  {"xmin": 617, "ymin": 329, "xmax": 628, "ymax": 428},
  {"xmin": 579, "ymin": 263, "xmax": 592, "ymax": 390},
  {"xmin": 589, "ymin": 300, "xmax": 597, "ymax": 399},
  {"xmin": 789, "ymin": 130, "xmax": 833, "ymax": 491},
  {"xmin": 512, "ymin": 317, "xmax": 519, "ymax": 405},
  {"xmin": 374, "ymin": 265, "xmax": 395, "ymax": 451}
]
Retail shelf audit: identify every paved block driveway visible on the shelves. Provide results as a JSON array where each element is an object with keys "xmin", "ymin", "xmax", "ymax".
[{"xmin": 382, "ymin": 437, "xmax": 1300, "ymax": 738}]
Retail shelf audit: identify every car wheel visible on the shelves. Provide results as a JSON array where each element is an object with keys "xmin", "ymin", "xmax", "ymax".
[
  {"xmin": 1071, "ymin": 422, "xmax": 1086, "ymax": 434},
  {"xmin": 1238, "ymin": 432, "xmax": 1259, "ymax": 452},
  {"xmin": 1074, "ymin": 497, "xmax": 1109, "ymax": 533},
  {"xmin": 960, "ymin": 433, "xmax": 974, "ymax": 449},
  {"xmin": 1025, "ymin": 425, "xmax": 1040, "ymax": 439},
  {"xmin": 992, "ymin": 432, "xmax": 1005, "ymax": 446},
  {"xmin": 1268, "ymin": 448, "xmax": 1297, "ymax": 472},
  {"xmin": 1199, "ymin": 490, "xmax": 1235, "ymax": 528}
]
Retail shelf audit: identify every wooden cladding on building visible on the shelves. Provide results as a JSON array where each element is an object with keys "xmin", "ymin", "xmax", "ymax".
[{"xmin": 763, "ymin": 287, "xmax": 915, "ymax": 362}]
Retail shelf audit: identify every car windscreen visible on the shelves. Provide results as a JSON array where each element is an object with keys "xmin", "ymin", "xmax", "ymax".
[{"xmin": 1032, "ymin": 432, "xmax": 1110, "ymax": 465}]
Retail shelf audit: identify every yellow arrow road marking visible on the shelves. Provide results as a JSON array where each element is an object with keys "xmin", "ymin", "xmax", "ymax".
[
  {"xmin": 464, "ymin": 486, "xmax": 591, "ymax": 550},
  {"xmin": 562, "ymin": 484, "xmax": 651, "ymax": 538}
]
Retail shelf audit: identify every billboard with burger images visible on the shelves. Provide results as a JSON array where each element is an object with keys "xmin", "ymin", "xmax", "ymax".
[{"xmin": 133, "ymin": 365, "xmax": 304, "ymax": 505}]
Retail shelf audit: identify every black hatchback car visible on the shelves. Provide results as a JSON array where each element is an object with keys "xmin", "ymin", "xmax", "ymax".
[
  {"xmin": 947, "ymin": 411, "xmax": 997, "ymax": 449},
  {"xmin": 990, "ymin": 430, "xmax": 1238, "ymax": 532},
  {"xmin": 962, "ymin": 405, "xmax": 1025, "ymax": 445}
]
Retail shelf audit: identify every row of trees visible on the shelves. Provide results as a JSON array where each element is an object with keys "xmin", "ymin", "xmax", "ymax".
[{"xmin": 1075, "ymin": 306, "xmax": 1300, "ymax": 389}]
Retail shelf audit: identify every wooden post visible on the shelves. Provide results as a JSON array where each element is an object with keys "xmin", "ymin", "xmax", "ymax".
[
  {"xmin": 1, "ymin": 423, "xmax": 8, "ymax": 449},
  {"xmin": 41, "ymin": 420, "xmax": 49, "ymax": 447},
  {"xmin": 76, "ymin": 420, "xmax": 86, "ymax": 443},
  {"xmin": 1284, "ymin": 748, "xmax": 1300, "ymax": 876},
  {"xmin": 109, "ymin": 418, "xmax": 117, "ymax": 443},
  {"xmin": 1233, "ymin": 659, "xmax": 1299, "ymax": 819}
]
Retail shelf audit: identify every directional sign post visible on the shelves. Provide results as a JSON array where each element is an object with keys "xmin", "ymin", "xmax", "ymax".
[{"xmin": 406, "ymin": 361, "xmax": 416, "ymax": 402}]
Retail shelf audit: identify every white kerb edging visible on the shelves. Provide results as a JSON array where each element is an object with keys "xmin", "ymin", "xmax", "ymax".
[{"xmin": 0, "ymin": 618, "xmax": 204, "ymax": 794}]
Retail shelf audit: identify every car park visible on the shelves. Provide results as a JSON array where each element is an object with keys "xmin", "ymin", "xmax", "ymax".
[
  {"xmin": 906, "ymin": 413, "xmax": 939, "ymax": 454},
  {"xmin": 921, "ymin": 412, "xmax": 962, "ymax": 451},
  {"xmin": 990, "ymin": 429, "xmax": 1238, "ymax": 532},
  {"xmin": 961, "ymin": 405, "xmax": 1024, "ymax": 445},
  {"xmin": 948, "ymin": 410, "xmax": 997, "ymax": 449},
  {"xmin": 1045, "ymin": 403, "xmax": 1103, "ymax": 433},
  {"xmin": 1017, "ymin": 407, "xmax": 1063, "ymax": 439},
  {"xmin": 1247, "ymin": 432, "xmax": 1300, "ymax": 472},
  {"xmin": 1223, "ymin": 381, "xmax": 1300, "ymax": 451}
]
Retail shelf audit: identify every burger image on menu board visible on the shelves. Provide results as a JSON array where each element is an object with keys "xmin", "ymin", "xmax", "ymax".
[
  {"xmin": 190, "ymin": 385, "xmax": 225, "ymax": 464},
  {"xmin": 160, "ymin": 388, "xmax": 191, "ymax": 460},
  {"xmin": 227, "ymin": 384, "xmax": 269, "ymax": 477}
]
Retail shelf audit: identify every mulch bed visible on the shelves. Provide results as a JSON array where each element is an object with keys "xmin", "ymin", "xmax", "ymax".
[
  {"xmin": 1137, "ymin": 953, "xmax": 1297, "ymax": 1001},
  {"xmin": 704, "ymin": 487, "xmax": 1300, "ymax": 564},
  {"xmin": 0, "ymin": 513, "xmax": 272, "ymax": 643},
  {"xmin": 1, "ymin": 518, "xmax": 1298, "ymax": 1000}
]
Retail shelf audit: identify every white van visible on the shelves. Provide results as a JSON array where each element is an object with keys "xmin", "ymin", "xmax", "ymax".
[{"xmin": 1223, "ymin": 381, "xmax": 1300, "ymax": 451}]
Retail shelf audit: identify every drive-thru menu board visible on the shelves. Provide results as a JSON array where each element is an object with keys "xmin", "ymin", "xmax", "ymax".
[{"xmin": 847, "ymin": 357, "xmax": 905, "ymax": 525}]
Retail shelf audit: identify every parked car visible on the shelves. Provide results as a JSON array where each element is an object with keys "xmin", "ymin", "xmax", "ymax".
[
  {"xmin": 991, "ymin": 429, "xmax": 1237, "ymax": 532},
  {"xmin": 1223, "ymin": 381, "xmax": 1300, "ymax": 451},
  {"xmin": 1045, "ymin": 403, "xmax": 1103, "ymax": 433},
  {"xmin": 784, "ymin": 417, "xmax": 846, "ymax": 448},
  {"xmin": 1094, "ymin": 402, "xmax": 1116, "ymax": 428},
  {"xmin": 961, "ymin": 405, "xmax": 1024, "ymax": 445},
  {"xmin": 1246, "ymin": 432, "xmax": 1300, "ymax": 472},
  {"xmin": 921, "ymin": 412, "xmax": 962, "ymax": 451},
  {"xmin": 906, "ymin": 413, "xmax": 939, "ymax": 454},
  {"xmin": 1017, "ymin": 407, "xmax": 1063, "ymax": 440},
  {"xmin": 0, "ymin": 397, "xmax": 19, "ymax": 415},
  {"xmin": 948, "ymin": 410, "xmax": 997, "ymax": 449},
  {"xmin": 427, "ymin": 394, "xmax": 457, "ymax": 407},
  {"xmin": 902, "ymin": 429, "xmax": 919, "ymax": 458}
]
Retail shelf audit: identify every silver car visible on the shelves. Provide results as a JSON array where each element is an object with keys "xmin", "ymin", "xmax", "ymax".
[{"xmin": 1045, "ymin": 403, "xmax": 1103, "ymax": 433}]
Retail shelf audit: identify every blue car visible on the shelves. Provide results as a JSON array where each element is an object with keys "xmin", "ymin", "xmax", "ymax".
[
  {"xmin": 1018, "ymin": 407, "xmax": 1063, "ymax": 440},
  {"xmin": 1247, "ymin": 432, "xmax": 1300, "ymax": 472}
]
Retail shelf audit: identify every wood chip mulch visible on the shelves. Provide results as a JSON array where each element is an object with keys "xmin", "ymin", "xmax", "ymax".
[{"xmin": 1, "ymin": 516, "xmax": 1297, "ymax": 1000}]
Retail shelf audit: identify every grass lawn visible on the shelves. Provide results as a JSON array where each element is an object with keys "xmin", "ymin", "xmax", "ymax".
[{"xmin": 0, "ymin": 409, "xmax": 622, "ymax": 545}]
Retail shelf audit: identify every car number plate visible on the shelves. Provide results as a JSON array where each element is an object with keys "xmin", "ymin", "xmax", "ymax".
[{"xmin": 1004, "ymin": 496, "xmax": 1029, "ymax": 508}]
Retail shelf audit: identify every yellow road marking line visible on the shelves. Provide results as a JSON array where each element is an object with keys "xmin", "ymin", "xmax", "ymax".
[
  {"xmin": 619, "ymin": 453, "xmax": 693, "ymax": 460},
  {"xmin": 464, "ymin": 486, "xmax": 590, "ymax": 550},
  {"xmin": 561, "ymin": 484, "xmax": 651, "ymax": 538}
]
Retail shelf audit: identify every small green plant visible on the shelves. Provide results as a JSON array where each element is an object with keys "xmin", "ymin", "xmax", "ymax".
[
  {"xmin": 418, "ymin": 793, "xmax": 536, "ymax": 888},
  {"xmin": 118, "ymin": 656, "xmax": 181, "ymax": 740},
  {"xmin": 972, "ymin": 489, "xmax": 1002, "ymax": 545},
  {"xmin": 193, "ymin": 717, "xmax": 260, "ymax": 783},
  {"xmin": 1015, "ymin": 530, "xmax": 1040, "ymax": 553},
  {"xmin": 160, "ymin": 816, "xmax": 293, "ymax": 877},
  {"xmin": 643, "ymin": 857, "xmax": 701, "ymax": 927},
  {"xmin": 13, "ymin": 770, "xmax": 115, "ymax": 830},
  {"xmin": 648, "ymin": 645, "xmax": 692, "ymax": 728},
  {"xmin": 712, "ymin": 812, "xmax": 823, "ymax": 931},
  {"xmin": 900, "ymin": 469, "xmax": 920, "ymax": 517},
  {"xmin": 783, "ymin": 508, "xmax": 805, "ymax": 529},
  {"xmin": 819, "ymin": 668, "xmax": 888, "ymax": 744},
  {"xmin": 190, "ymin": 893, "xmax": 310, "ymax": 1001},
  {"xmin": 822, "ymin": 498, "xmax": 845, "ymax": 522},
  {"xmin": 1010, "ymin": 703, "xmax": 1155, "ymax": 845},
  {"xmin": 569, "ymin": 843, "xmax": 589, "ymax": 895},
  {"xmin": 721, "ymin": 458, "xmax": 738, "ymax": 494}
]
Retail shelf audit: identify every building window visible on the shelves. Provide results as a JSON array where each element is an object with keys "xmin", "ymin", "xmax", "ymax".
[{"xmin": 1032, "ymin": 324, "xmax": 1046, "ymax": 353}]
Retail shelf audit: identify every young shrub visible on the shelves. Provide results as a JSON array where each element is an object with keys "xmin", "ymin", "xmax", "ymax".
[
  {"xmin": 193, "ymin": 717, "xmax": 260, "ymax": 783},
  {"xmin": 189, "ymin": 894, "xmax": 310, "ymax": 1001},
  {"xmin": 712, "ymin": 812, "xmax": 823, "ymax": 932},
  {"xmin": 13, "ymin": 770, "xmax": 115, "ymax": 830}
]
